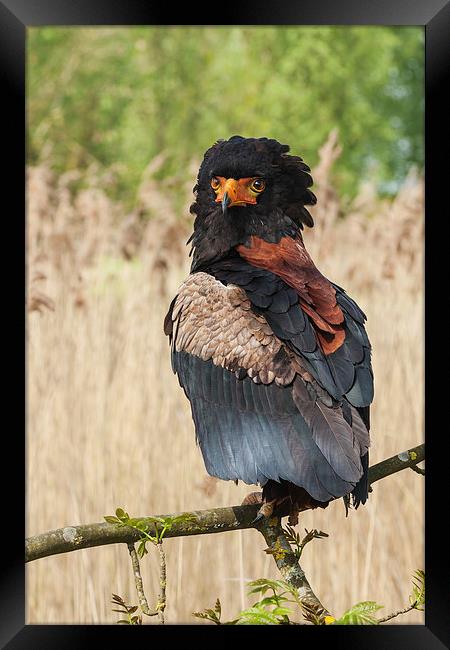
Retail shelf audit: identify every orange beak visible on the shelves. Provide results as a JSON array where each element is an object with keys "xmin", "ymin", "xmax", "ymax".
[{"xmin": 214, "ymin": 177, "xmax": 258, "ymax": 213}]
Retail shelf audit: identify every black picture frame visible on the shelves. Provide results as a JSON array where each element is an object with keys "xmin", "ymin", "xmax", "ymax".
[{"xmin": 3, "ymin": 0, "xmax": 449, "ymax": 647}]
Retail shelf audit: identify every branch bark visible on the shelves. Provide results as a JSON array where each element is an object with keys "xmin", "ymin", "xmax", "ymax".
[
  {"xmin": 127, "ymin": 543, "xmax": 157, "ymax": 617},
  {"xmin": 367, "ymin": 443, "xmax": 424, "ymax": 485},
  {"xmin": 157, "ymin": 543, "xmax": 166, "ymax": 624},
  {"xmin": 25, "ymin": 443, "xmax": 424, "ymax": 564},
  {"xmin": 256, "ymin": 517, "xmax": 331, "ymax": 620}
]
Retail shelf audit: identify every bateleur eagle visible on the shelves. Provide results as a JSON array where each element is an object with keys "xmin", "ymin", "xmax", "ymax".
[{"xmin": 164, "ymin": 136, "xmax": 374, "ymax": 523}]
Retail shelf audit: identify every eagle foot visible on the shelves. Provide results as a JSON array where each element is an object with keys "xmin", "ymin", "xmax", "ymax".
[
  {"xmin": 241, "ymin": 491, "xmax": 303, "ymax": 525},
  {"xmin": 257, "ymin": 498, "xmax": 277, "ymax": 519},
  {"xmin": 241, "ymin": 491, "xmax": 263, "ymax": 506},
  {"xmin": 251, "ymin": 495, "xmax": 291, "ymax": 524}
]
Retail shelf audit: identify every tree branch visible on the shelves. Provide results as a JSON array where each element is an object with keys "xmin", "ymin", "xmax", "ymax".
[
  {"xmin": 127, "ymin": 543, "xmax": 157, "ymax": 617},
  {"xmin": 377, "ymin": 603, "xmax": 418, "ymax": 623},
  {"xmin": 25, "ymin": 443, "xmax": 424, "ymax": 564},
  {"xmin": 367, "ymin": 443, "xmax": 424, "ymax": 485},
  {"xmin": 26, "ymin": 503, "xmax": 260, "ymax": 563},
  {"xmin": 157, "ymin": 542, "xmax": 166, "ymax": 624},
  {"xmin": 256, "ymin": 517, "xmax": 331, "ymax": 621}
]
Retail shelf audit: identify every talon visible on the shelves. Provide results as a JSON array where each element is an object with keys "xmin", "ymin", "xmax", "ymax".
[
  {"xmin": 252, "ymin": 498, "xmax": 277, "ymax": 524},
  {"xmin": 251, "ymin": 512, "xmax": 265, "ymax": 524},
  {"xmin": 241, "ymin": 491, "xmax": 263, "ymax": 506}
]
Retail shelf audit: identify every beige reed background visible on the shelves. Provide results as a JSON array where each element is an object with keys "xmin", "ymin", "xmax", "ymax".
[{"xmin": 26, "ymin": 133, "xmax": 424, "ymax": 624}]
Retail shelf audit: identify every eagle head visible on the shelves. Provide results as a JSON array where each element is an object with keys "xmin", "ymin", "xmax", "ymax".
[{"xmin": 188, "ymin": 136, "xmax": 317, "ymax": 271}]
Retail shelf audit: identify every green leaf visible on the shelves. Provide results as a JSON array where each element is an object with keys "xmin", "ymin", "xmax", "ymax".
[
  {"xmin": 145, "ymin": 516, "xmax": 166, "ymax": 525},
  {"xmin": 247, "ymin": 578, "xmax": 288, "ymax": 595},
  {"xmin": 410, "ymin": 570, "xmax": 425, "ymax": 609},
  {"xmin": 193, "ymin": 609, "xmax": 221, "ymax": 624},
  {"xmin": 111, "ymin": 593, "xmax": 125, "ymax": 604},
  {"xmin": 334, "ymin": 601, "xmax": 383, "ymax": 625},
  {"xmin": 271, "ymin": 606, "xmax": 292, "ymax": 618},
  {"xmin": 116, "ymin": 619, "xmax": 130, "ymax": 624},
  {"xmin": 115, "ymin": 508, "xmax": 129, "ymax": 522},
  {"xmin": 247, "ymin": 585, "xmax": 270, "ymax": 596},
  {"xmin": 256, "ymin": 596, "xmax": 290, "ymax": 609},
  {"xmin": 301, "ymin": 607, "xmax": 324, "ymax": 625},
  {"xmin": 137, "ymin": 541, "xmax": 147, "ymax": 558},
  {"xmin": 104, "ymin": 515, "xmax": 120, "ymax": 524},
  {"xmin": 236, "ymin": 606, "xmax": 282, "ymax": 625},
  {"xmin": 128, "ymin": 519, "xmax": 149, "ymax": 531}
]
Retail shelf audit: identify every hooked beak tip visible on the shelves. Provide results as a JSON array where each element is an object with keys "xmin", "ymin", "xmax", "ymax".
[{"xmin": 222, "ymin": 192, "xmax": 231, "ymax": 215}]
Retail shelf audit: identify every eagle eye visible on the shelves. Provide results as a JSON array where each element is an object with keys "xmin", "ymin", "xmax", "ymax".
[
  {"xmin": 250, "ymin": 178, "xmax": 266, "ymax": 193},
  {"xmin": 210, "ymin": 176, "xmax": 221, "ymax": 192}
]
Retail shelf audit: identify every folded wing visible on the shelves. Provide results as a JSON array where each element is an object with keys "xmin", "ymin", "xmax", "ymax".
[{"xmin": 165, "ymin": 272, "xmax": 371, "ymax": 503}]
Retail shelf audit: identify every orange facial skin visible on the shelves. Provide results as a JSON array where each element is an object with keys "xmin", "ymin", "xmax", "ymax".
[{"xmin": 212, "ymin": 176, "xmax": 262, "ymax": 207}]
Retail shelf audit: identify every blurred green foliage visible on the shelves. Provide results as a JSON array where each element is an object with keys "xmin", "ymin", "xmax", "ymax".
[{"xmin": 27, "ymin": 26, "xmax": 423, "ymax": 207}]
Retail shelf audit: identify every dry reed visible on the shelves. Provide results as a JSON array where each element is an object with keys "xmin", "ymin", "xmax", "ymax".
[{"xmin": 26, "ymin": 133, "xmax": 424, "ymax": 624}]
